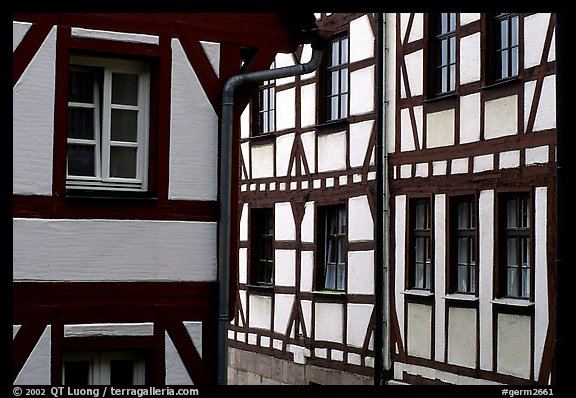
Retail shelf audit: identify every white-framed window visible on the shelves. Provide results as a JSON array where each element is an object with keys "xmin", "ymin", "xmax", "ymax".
[
  {"xmin": 66, "ymin": 55, "xmax": 150, "ymax": 192},
  {"xmin": 62, "ymin": 351, "xmax": 147, "ymax": 385}
]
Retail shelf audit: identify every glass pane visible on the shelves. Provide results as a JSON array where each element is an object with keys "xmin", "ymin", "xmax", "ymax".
[
  {"xmin": 450, "ymin": 37, "xmax": 456, "ymax": 62},
  {"xmin": 450, "ymin": 13, "xmax": 456, "ymax": 31},
  {"xmin": 336, "ymin": 263, "xmax": 345, "ymax": 290},
  {"xmin": 425, "ymin": 257, "xmax": 431, "ymax": 289},
  {"xmin": 330, "ymin": 97, "xmax": 339, "ymax": 120},
  {"xmin": 441, "ymin": 40, "xmax": 448, "ymax": 66},
  {"xmin": 325, "ymin": 263, "xmax": 336, "ymax": 289},
  {"xmin": 69, "ymin": 71, "xmax": 94, "ymax": 103},
  {"xmin": 450, "ymin": 64, "xmax": 456, "ymax": 91},
  {"xmin": 470, "ymin": 265, "xmax": 476, "ymax": 293},
  {"xmin": 261, "ymin": 90, "xmax": 268, "ymax": 111},
  {"xmin": 262, "ymin": 113, "xmax": 269, "ymax": 133},
  {"xmin": 440, "ymin": 13, "xmax": 448, "ymax": 34},
  {"xmin": 340, "ymin": 69, "xmax": 348, "ymax": 93},
  {"xmin": 327, "ymin": 238, "xmax": 335, "ymax": 263},
  {"xmin": 458, "ymin": 238, "xmax": 468, "ymax": 265},
  {"xmin": 458, "ymin": 201, "xmax": 469, "ymax": 229},
  {"xmin": 507, "ymin": 268, "xmax": 518, "ymax": 297},
  {"xmin": 507, "ymin": 238, "xmax": 518, "ymax": 266},
  {"xmin": 470, "ymin": 238, "xmax": 476, "ymax": 264},
  {"xmin": 330, "ymin": 71, "xmax": 339, "ymax": 95},
  {"xmin": 111, "ymin": 109, "xmax": 138, "ymax": 142},
  {"xmin": 521, "ymin": 197, "xmax": 530, "ymax": 228},
  {"xmin": 64, "ymin": 361, "xmax": 90, "ymax": 385},
  {"xmin": 441, "ymin": 66, "xmax": 448, "ymax": 93},
  {"xmin": 507, "ymin": 198, "xmax": 517, "ymax": 228},
  {"xmin": 501, "ymin": 50, "xmax": 509, "ymax": 79},
  {"xmin": 521, "ymin": 268, "xmax": 530, "ymax": 298},
  {"xmin": 112, "ymin": 73, "xmax": 138, "ymax": 106},
  {"xmin": 68, "ymin": 144, "xmax": 95, "ymax": 177},
  {"xmin": 340, "ymin": 93, "xmax": 348, "ymax": 119},
  {"xmin": 521, "ymin": 237, "xmax": 530, "ymax": 267},
  {"xmin": 500, "ymin": 19, "xmax": 509, "ymax": 48},
  {"xmin": 341, "ymin": 38, "xmax": 348, "ymax": 64},
  {"xmin": 109, "ymin": 146, "xmax": 137, "ymax": 178},
  {"xmin": 269, "ymin": 110, "xmax": 275, "ymax": 132},
  {"xmin": 511, "ymin": 47, "xmax": 519, "ymax": 76},
  {"xmin": 457, "ymin": 265, "xmax": 467, "ymax": 292},
  {"xmin": 511, "ymin": 16, "xmax": 519, "ymax": 46},
  {"xmin": 68, "ymin": 108, "xmax": 95, "ymax": 140},
  {"xmin": 110, "ymin": 359, "xmax": 134, "ymax": 385},
  {"xmin": 331, "ymin": 41, "xmax": 339, "ymax": 66},
  {"xmin": 415, "ymin": 262, "xmax": 424, "ymax": 289},
  {"xmin": 337, "ymin": 238, "xmax": 345, "ymax": 264},
  {"xmin": 270, "ymin": 87, "xmax": 275, "ymax": 109},
  {"xmin": 415, "ymin": 237, "xmax": 424, "ymax": 263}
]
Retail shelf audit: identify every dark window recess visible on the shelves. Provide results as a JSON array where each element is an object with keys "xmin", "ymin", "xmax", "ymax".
[
  {"xmin": 450, "ymin": 196, "xmax": 477, "ymax": 294},
  {"xmin": 431, "ymin": 13, "xmax": 457, "ymax": 96},
  {"xmin": 316, "ymin": 205, "xmax": 347, "ymax": 291},
  {"xmin": 250, "ymin": 208, "xmax": 274, "ymax": 286},
  {"xmin": 324, "ymin": 35, "xmax": 349, "ymax": 122},
  {"xmin": 410, "ymin": 198, "xmax": 432, "ymax": 290}
]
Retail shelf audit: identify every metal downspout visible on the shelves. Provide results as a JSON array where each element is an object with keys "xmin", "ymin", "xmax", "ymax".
[{"xmin": 217, "ymin": 39, "xmax": 323, "ymax": 385}]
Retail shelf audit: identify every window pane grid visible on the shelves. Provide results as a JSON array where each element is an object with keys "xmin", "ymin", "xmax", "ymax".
[
  {"xmin": 412, "ymin": 199, "xmax": 432, "ymax": 290},
  {"xmin": 251, "ymin": 209, "xmax": 274, "ymax": 286},
  {"xmin": 503, "ymin": 195, "xmax": 531, "ymax": 299},
  {"xmin": 495, "ymin": 13, "xmax": 520, "ymax": 80},
  {"xmin": 320, "ymin": 205, "xmax": 346, "ymax": 291},
  {"xmin": 434, "ymin": 13, "xmax": 457, "ymax": 95},
  {"xmin": 453, "ymin": 198, "xmax": 477, "ymax": 294},
  {"xmin": 326, "ymin": 35, "xmax": 349, "ymax": 121}
]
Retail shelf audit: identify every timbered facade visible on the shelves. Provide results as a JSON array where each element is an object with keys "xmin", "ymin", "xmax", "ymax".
[
  {"xmin": 388, "ymin": 13, "xmax": 557, "ymax": 384},
  {"xmin": 228, "ymin": 13, "xmax": 379, "ymax": 384},
  {"xmin": 12, "ymin": 12, "xmax": 315, "ymax": 385}
]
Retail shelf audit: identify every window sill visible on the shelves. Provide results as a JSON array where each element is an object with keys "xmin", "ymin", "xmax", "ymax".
[
  {"xmin": 481, "ymin": 76, "xmax": 521, "ymax": 91},
  {"xmin": 248, "ymin": 131, "xmax": 276, "ymax": 142},
  {"xmin": 314, "ymin": 118, "xmax": 349, "ymax": 131},
  {"xmin": 402, "ymin": 289, "xmax": 434, "ymax": 298},
  {"xmin": 443, "ymin": 293, "xmax": 479, "ymax": 302},
  {"xmin": 246, "ymin": 284, "xmax": 274, "ymax": 295},
  {"xmin": 65, "ymin": 189, "xmax": 157, "ymax": 201},
  {"xmin": 491, "ymin": 297, "xmax": 534, "ymax": 307},
  {"xmin": 312, "ymin": 290, "xmax": 346, "ymax": 296},
  {"xmin": 423, "ymin": 91, "xmax": 457, "ymax": 104}
]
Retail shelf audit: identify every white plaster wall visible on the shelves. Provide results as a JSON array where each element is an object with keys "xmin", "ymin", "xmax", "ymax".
[
  {"xmin": 408, "ymin": 14, "xmax": 424, "ymax": 43},
  {"xmin": 432, "ymin": 160, "xmax": 447, "ymax": 176},
  {"xmin": 276, "ymin": 88, "xmax": 296, "ymax": 130},
  {"xmin": 240, "ymin": 142, "xmax": 250, "ymax": 179},
  {"xmin": 276, "ymin": 133, "xmax": 295, "ymax": 177},
  {"xmin": 394, "ymin": 362, "xmax": 502, "ymax": 386},
  {"xmin": 275, "ymin": 53, "xmax": 296, "ymax": 86},
  {"xmin": 427, "ymin": 109, "xmax": 455, "ymax": 148},
  {"xmin": 479, "ymin": 190, "xmax": 494, "ymax": 371},
  {"xmin": 248, "ymin": 295, "xmax": 272, "ymax": 330},
  {"xmin": 348, "ymin": 250, "xmax": 374, "ymax": 295},
  {"xmin": 500, "ymin": 150, "xmax": 520, "ymax": 169},
  {"xmin": 524, "ymin": 13, "xmax": 551, "ymax": 69},
  {"xmin": 484, "ymin": 95, "xmax": 518, "ymax": 139},
  {"xmin": 525, "ymin": 146, "xmax": 549, "ymax": 166},
  {"xmin": 251, "ymin": 143, "xmax": 274, "ymax": 179},
  {"xmin": 407, "ymin": 303, "xmax": 432, "ymax": 359},
  {"xmin": 13, "ymin": 26, "xmax": 56, "ymax": 196},
  {"xmin": 404, "ymin": 50, "xmax": 423, "ymax": 97},
  {"xmin": 239, "ymin": 248, "xmax": 247, "ymax": 284},
  {"xmin": 461, "ymin": 13, "xmax": 481, "ymax": 25},
  {"xmin": 473, "ymin": 154, "xmax": 494, "ymax": 173},
  {"xmin": 400, "ymin": 108, "xmax": 416, "ymax": 152},
  {"xmin": 415, "ymin": 163, "xmax": 428, "ymax": 178},
  {"xmin": 64, "ymin": 323, "xmax": 154, "ymax": 337},
  {"xmin": 350, "ymin": 66, "xmax": 375, "ymax": 115},
  {"xmin": 497, "ymin": 314, "xmax": 531, "ymax": 379},
  {"xmin": 350, "ymin": 15, "xmax": 374, "ymax": 63},
  {"xmin": 534, "ymin": 75, "xmax": 556, "ymax": 131},
  {"xmin": 301, "ymin": 83, "xmax": 316, "ymax": 127},
  {"xmin": 434, "ymin": 194, "xmax": 446, "ymax": 362},
  {"xmin": 71, "ymin": 28, "xmax": 159, "ymax": 44},
  {"xmin": 275, "ymin": 249, "xmax": 296, "ymax": 287},
  {"xmin": 239, "ymin": 203, "xmax": 248, "ymax": 242},
  {"xmin": 347, "ymin": 304, "xmax": 373, "ymax": 348},
  {"xmin": 240, "ymin": 105, "xmax": 250, "ymax": 139},
  {"xmin": 451, "ymin": 158, "xmax": 469, "ymax": 174},
  {"xmin": 524, "ymin": 80, "xmax": 537, "ymax": 132},
  {"xmin": 301, "ymin": 132, "xmax": 316, "ymax": 174},
  {"xmin": 301, "ymin": 201, "xmax": 315, "ymax": 243},
  {"xmin": 348, "ymin": 195, "xmax": 374, "ymax": 241},
  {"xmin": 385, "ymin": 14, "xmax": 397, "ymax": 155},
  {"xmin": 301, "ymin": 300, "xmax": 312, "ymax": 338},
  {"xmin": 13, "ymin": 218, "xmax": 217, "ymax": 281},
  {"xmin": 199, "ymin": 41, "xmax": 220, "ymax": 78},
  {"xmin": 13, "ymin": 325, "xmax": 22, "ymax": 339},
  {"xmin": 400, "ymin": 14, "xmax": 411, "ymax": 44},
  {"xmin": 300, "ymin": 251, "xmax": 314, "ymax": 292},
  {"xmin": 315, "ymin": 303, "xmax": 343, "ymax": 343},
  {"xmin": 13, "ymin": 21, "xmax": 32, "ymax": 51},
  {"xmin": 300, "ymin": 44, "xmax": 317, "ymax": 80},
  {"xmin": 238, "ymin": 290, "xmax": 247, "ymax": 327},
  {"xmin": 165, "ymin": 332, "xmax": 193, "ymax": 384},
  {"xmin": 447, "ymin": 307, "xmax": 477, "ymax": 368},
  {"xmin": 318, "ymin": 131, "xmax": 346, "ymax": 172},
  {"xmin": 460, "ymin": 33, "xmax": 481, "ymax": 84},
  {"xmin": 169, "ymin": 39, "xmax": 217, "ymax": 201},
  {"xmin": 349, "ymin": 120, "xmax": 373, "ymax": 168},
  {"xmin": 274, "ymin": 294, "xmax": 294, "ymax": 334},
  {"xmin": 14, "ymin": 326, "xmax": 51, "ymax": 385},
  {"xmin": 394, "ymin": 195, "xmax": 407, "ymax": 345},
  {"xmin": 460, "ymin": 93, "xmax": 481, "ymax": 144},
  {"xmin": 275, "ymin": 202, "xmax": 296, "ymax": 241},
  {"xmin": 534, "ymin": 187, "xmax": 548, "ymax": 377}
]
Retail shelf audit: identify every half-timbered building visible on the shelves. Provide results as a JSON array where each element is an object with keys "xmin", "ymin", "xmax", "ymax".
[
  {"xmin": 388, "ymin": 12, "xmax": 557, "ymax": 385},
  {"xmin": 227, "ymin": 13, "xmax": 380, "ymax": 384},
  {"xmin": 12, "ymin": 12, "xmax": 317, "ymax": 385}
]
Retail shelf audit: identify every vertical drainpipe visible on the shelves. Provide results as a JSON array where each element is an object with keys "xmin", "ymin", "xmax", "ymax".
[
  {"xmin": 374, "ymin": 12, "xmax": 391, "ymax": 385},
  {"xmin": 217, "ymin": 38, "xmax": 323, "ymax": 385}
]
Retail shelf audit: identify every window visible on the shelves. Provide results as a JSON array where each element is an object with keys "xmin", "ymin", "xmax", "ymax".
[
  {"xmin": 257, "ymin": 62, "xmax": 276, "ymax": 134},
  {"xmin": 491, "ymin": 13, "xmax": 520, "ymax": 81},
  {"xmin": 410, "ymin": 199, "xmax": 432, "ymax": 290},
  {"xmin": 63, "ymin": 351, "xmax": 147, "ymax": 385},
  {"xmin": 431, "ymin": 13, "xmax": 457, "ymax": 95},
  {"xmin": 250, "ymin": 208, "xmax": 274, "ymax": 286},
  {"xmin": 324, "ymin": 35, "xmax": 349, "ymax": 121},
  {"xmin": 450, "ymin": 196, "xmax": 477, "ymax": 294},
  {"xmin": 316, "ymin": 205, "xmax": 347, "ymax": 291},
  {"xmin": 500, "ymin": 193, "xmax": 531, "ymax": 299},
  {"xmin": 66, "ymin": 55, "xmax": 150, "ymax": 192}
]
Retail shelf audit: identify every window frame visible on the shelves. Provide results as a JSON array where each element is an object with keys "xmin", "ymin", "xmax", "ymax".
[
  {"xmin": 449, "ymin": 195, "xmax": 478, "ymax": 295},
  {"xmin": 489, "ymin": 13, "xmax": 521, "ymax": 83},
  {"xmin": 322, "ymin": 34, "xmax": 349, "ymax": 123},
  {"xmin": 66, "ymin": 55, "xmax": 151, "ymax": 193},
  {"xmin": 315, "ymin": 204, "xmax": 347, "ymax": 292},
  {"xmin": 254, "ymin": 61, "xmax": 276, "ymax": 135},
  {"xmin": 429, "ymin": 12, "xmax": 458, "ymax": 97},
  {"xmin": 408, "ymin": 198, "xmax": 433, "ymax": 290},
  {"xmin": 62, "ymin": 351, "xmax": 147, "ymax": 385},
  {"xmin": 249, "ymin": 207, "xmax": 275, "ymax": 287},
  {"xmin": 498, "ymin": 192, "xmax": 533, "ymax": 300}
]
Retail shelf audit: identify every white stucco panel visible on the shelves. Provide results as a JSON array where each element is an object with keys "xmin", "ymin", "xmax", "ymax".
[
  {"xmin": 13, "ymin": 26, "xmax": 56, "ymax": 196},
  {"xmin": 460, "ymin": 13, "xmax": 481, "ymax": 25},
  {"xmin": 427, "ymin": 109, "xmax": 455, "ymax": 148},
  {"xmin": 407, "ymin": 303, "xmax": 432, "ymax": 359},
  {"xmin": 348, "ymin": 250, "xmax": 374, "ymax": 295},
  {"xmin": 479, "ymin": 190, "xmax": 495, "ymax": 371},
  {"xmin": 274, "ymin": 294, "xmax": 294, "ymax": 334},
  {"xmin": 315, "ymin": 302, "xmax": 343, "ymax": 343},
  {"xmin": 534, "ymin": 187, "xmax": 548, "ymax": 378},
  {"xmin": 239, "ymin": 248, "xmax": 247, "ymax": 285},
  {"xmin": 240, "ymin": 203, "xmax": 248, "ymax": 241},
  {"xmin": 347, "ymin": 304, "xmax": 373, "ymax": 348},
  {"xmin": 301, "ymin": 132, "xmax": 316, "ymax": 174},
  {"xmin": 300, "ymin": 251, "xmax": 314, "ymax": 292},
  {"xmin": 460, "ymin": 33, "xmax": 481, "ymax": 84},
  {"xmin": 497, "ymin": 314, "xmax": 531, "ymax": 379},
  {"xmin": 13, "ymin": 218, "xmax": 217, "ymax": 281},
  {"xmin": 13, "ymin": 21, "xmax": 32, "ymax": 51},
  {"xmin": 400, "ymin": 108, "xmax": 416, "ymax": 152},
  {"xmin": 348, "ymin": 195, "xmax": 374, "ymax": 241},
  {"xmin": 169, "ymin": 39, "xmax": 218, "ymax": 200},
  {"xmin": 524, "ymin": 13, "xmax": 551, "ymax": 69},
  {"xmin": 71, "ymin": 28, "xmax": 159, "ymax": 44},
  {"xmin": 240, "ymin": 142, "xmax": 250, "ymax": 179},
  {"xmin": 301, "ymin": 201, "xmax": 315, "ymax": 243},
  {"xmin": 473, "ymin": 154, "xmax": 494, "ymax": 173},
  {"xmin": 275, "ymin": 202, "xmax": 296, "ymax": 241},
  {"xmin": 301, "ymin": 83, "xmax": 316, "ymax": 127},
  {"xmin": 460, "ymin": 93, "xmax": 481, "ymax": 144},
  {"xmin": 14, "ymin": 326, "xmax": 51, "ymax": 385},
  {"xmin": 525, "ymin": 146, "xmax": 549, "ymax": 166},
  {"xmin": 484, "ymin": 95, "xmax": 518, "ymax": 139},
  {"xmin": 534, "ymin": 75, "xmax": 556, "ymax": 132},
  {"xmin": 447, "ymin": 307, "xmax": 477, "ymax": 369},
  {"xmin": 318, "ymin": 131, "xmax": 346, "ymax": 172},
  {"xmin": 251, "ymin": 143, "xmax": 274, "ymax": 179},
  {"xmin": 404, "ymin": 50, "xmax": 423, "ymax": 97},
  {"xmin": 275, "ymin": 249, "xmax": 296, "ymax": 287},
  {"xmin": 165, "ymin": 332, "xmax": 193, "ymax": 384},
  {"xmin": 350, "ymin": 15, "xmax": 374, "ymax": 63},
  {"xmin": 199, "ymin": 41, "xmax": 220, "ymax": 78},
  {"xmin": 499, "ymin": 150, "xmax": 520, "ymax": 169},
  {"xmin": 350, "ymin": 65, "xmax": 375, "ymax": 115},
  {"xmin": 248, "ymin": 295, "xmax": 272, "ymax": 330},
  {"xmin": 276, "ymin": 88, "xmax": 296, "ymax": 130},
  {"xmin": 240, "ymin": 104, "xmax": 250, "ymax": 139},
  {"xmin": 349, "ymin": 120, "xmax": 373, "ymax": 168},
  {"xmin": 394, "ymin": 196, "xmax": 407, "ymax": 345},
  {"xmin": 276, "ymin": 133, "xmax": 295, "ymax": 177}
]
